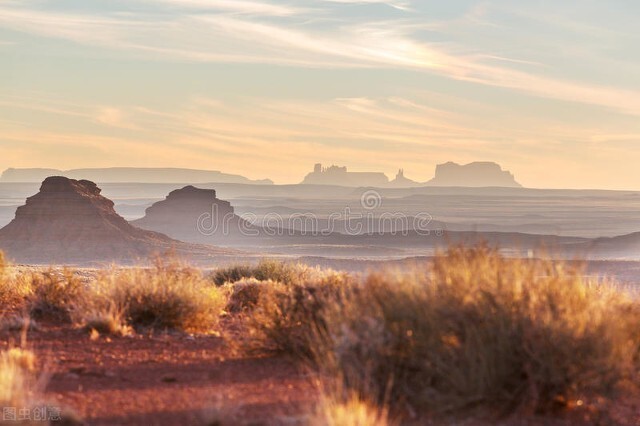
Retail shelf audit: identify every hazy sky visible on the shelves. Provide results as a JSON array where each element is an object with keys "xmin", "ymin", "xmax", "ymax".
[{"xmin": 1, "ymin": 0, "xmax": 639, "ymax": 189}]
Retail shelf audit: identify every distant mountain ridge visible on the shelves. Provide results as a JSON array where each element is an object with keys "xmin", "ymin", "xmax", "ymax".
[
  {"xmin": 2, "ymin": 161, "xmax": 520, "ymax": 188},
  {"xmin": 300, "ymin": 162, "xmax": 520, "ymax": 188},
  {"xmin": 0, "ymin": 167, "xmax": 273, "ymax": 185}
]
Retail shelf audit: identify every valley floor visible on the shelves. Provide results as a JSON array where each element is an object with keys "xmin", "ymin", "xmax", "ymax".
[{"xmin": 2, "ymin": 320, "xmax": 315, "ymax": 425}]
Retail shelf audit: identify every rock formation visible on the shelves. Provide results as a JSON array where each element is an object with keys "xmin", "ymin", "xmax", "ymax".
[
  {"xmin": 426, "ymin": 162, "xmax": 521, "ymax": 188},
  {"xmin": 300, "ymin": 162, "xmax": 520, "ymax": 188},
  {"xmin": 132, "ymin": 185, "xmax": 253, "ymax": 244},
  {"xmin": 301, "ymin": 164, "xmax": 389, "ymax": 187},
  {"xmin": 0, "ymin": 177, "xmax": 230, "ymax": 264},
  {"xmin": 388, "ymin": 169, "xmax": 422, "ymax": 188}
]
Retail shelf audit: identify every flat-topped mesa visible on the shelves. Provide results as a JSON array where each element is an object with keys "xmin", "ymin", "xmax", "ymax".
[
  {"xmin": 15, "ymin": 176, "xmax": 116, "ymax": 218},
  {"xmin": 40, "ymin": 176, "xmax": 101, "ymax": 195},
  {"xmin": 132, "ymin": 185, "xmax": 246, "ymax": 243},
  {"xmin": 427, "ymin": 162, "xmax": 521, "ymax": 188},
  {"xmin": 0, "ymin": 176, "xmax": 209, "ymax": 263},
  {"xmin": 153, "ymin": 185, "xmax": 233, "ymax": 215},
  {"xmin": 165, "ymin": 185, "xmax": 218, "ymax": 201},
  {"xmin": 9, "ymin": 176, "xmax": 130, "ymax": 230}
]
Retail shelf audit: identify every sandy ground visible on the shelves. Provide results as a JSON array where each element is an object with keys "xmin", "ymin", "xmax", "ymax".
[{"xmin": 1, "ymin": 322, "xmax": 316, "ymax": 426}]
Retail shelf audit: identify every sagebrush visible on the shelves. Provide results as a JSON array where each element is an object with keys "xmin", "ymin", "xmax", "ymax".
[{"xmin": 243, "ymin": 247, "xmax": 640, "ymax": 417}]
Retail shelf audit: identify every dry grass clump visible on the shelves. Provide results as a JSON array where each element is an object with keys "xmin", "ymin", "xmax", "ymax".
[
  {"xmin": 312, "ymin": 390, "xmax": 394, "ymax": 426},
  {"xmin": 0, "ymin": 348, "xmax": 40, "ymax": 415},
  {"xmin": 212, "ymin": 260, "xmax": 309, "ymax": 286},
  {"xmin": 225, "ymin": 278, "xmax": 275, "ymax": 313},
  {"xmin": 0, "ymin": 347, "xmax": 81, "ymax": 425},
  {"xmin": 0, "ymin": 253, "xmax": 86, "ymax": 321},
  {"xmin": 82, "ymin": 260, "xmax": 228, "ymax": 333},
  {"xmin": 28, "ymin": 270, "xmax": 84, "ymax": 322},
  {"xmin": 311, "ymin": 245, "xmax": 640, "ymax": 416},
  {"xmin": 241, "ymin": 269, "xmax": 353, "ymax": 355},
  {"xmin": 81, "ymin": 303, "xmax": 132, "ymax": 337},
  {"xmin": 0, "ymin": 252, "xmax": 32, "ymax": 309}
]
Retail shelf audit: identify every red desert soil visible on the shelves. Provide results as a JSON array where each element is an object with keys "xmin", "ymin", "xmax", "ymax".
[
  {"xmin": 1, "ymin": 322, "xmax": 316, "ymax": 426},
  {"xmin": 2, "ymin": 321, "xmax": 638, "ymax": 426}
]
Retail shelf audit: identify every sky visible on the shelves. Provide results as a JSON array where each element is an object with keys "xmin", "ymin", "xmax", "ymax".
[{"xmin": 1, "ymin": 0, "xmax": 639, "ymax": 189}]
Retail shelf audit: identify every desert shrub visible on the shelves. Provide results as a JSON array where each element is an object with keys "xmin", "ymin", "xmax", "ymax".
[
  {"xmin": 84, "ymin": 262, "xmax": 228, "ymax": 333},
  {"xmin": 312, "ymin": 245, "xmax": 640, "ymax": 416},
  {"xmin": 0, "ymin": 253, "xmax": 33, "ymax": 309},
  {"xmin": 28, "ymin": 270, "xmax": 84, "ymax": 322},
  {"xmin": 225, "ymin": 278, "xmax": 273, "ymax": 313},
  {"xmin": 243, "ymin": 269, "xmax": 353, "ymax": 355},
  {"xmin": 212, "ymin": 265, "xmax": 255, "ymax": 286},
  {"xmin": 212, "ymin": 260, "xmax": 308, "ymax": 286}
]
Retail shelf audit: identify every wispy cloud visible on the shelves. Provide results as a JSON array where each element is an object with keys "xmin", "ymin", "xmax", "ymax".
[
  {"xmin": 321, "ymin": 0, "xmax": 413, "ymax": 12},
  {"xmin": 1, "ymin": 1, "xmax": 639, "ymax": 117},
  {"xmin": 147, "ymin": 0, "xmax": 302, "ymax": 16}
]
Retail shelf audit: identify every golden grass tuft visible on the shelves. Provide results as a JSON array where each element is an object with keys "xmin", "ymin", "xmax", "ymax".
[
  {"xmin": 3, "ymin": 347, "xmax": 37, "ymax": 373},
  {"xmin": 0, "ymin": 348, "xmax": 39, "ymax": 413},
  {"xmin": 82, "ymin": 260, "xmax": 228, "ymax": 333},
  {"xmin": 0, "ymin": 253, "xmax": 33, "ymax": 309},
  {"xmin": 212, "ymin": 260, "xmax": 309, "ymax": 286},
  {"xmin": 312, "ymin": 387, "xmax": 395, "ymax": 426},
  {"xmin": 81, "ymin": 303, "xmax": 132, "ymax": 337}
]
